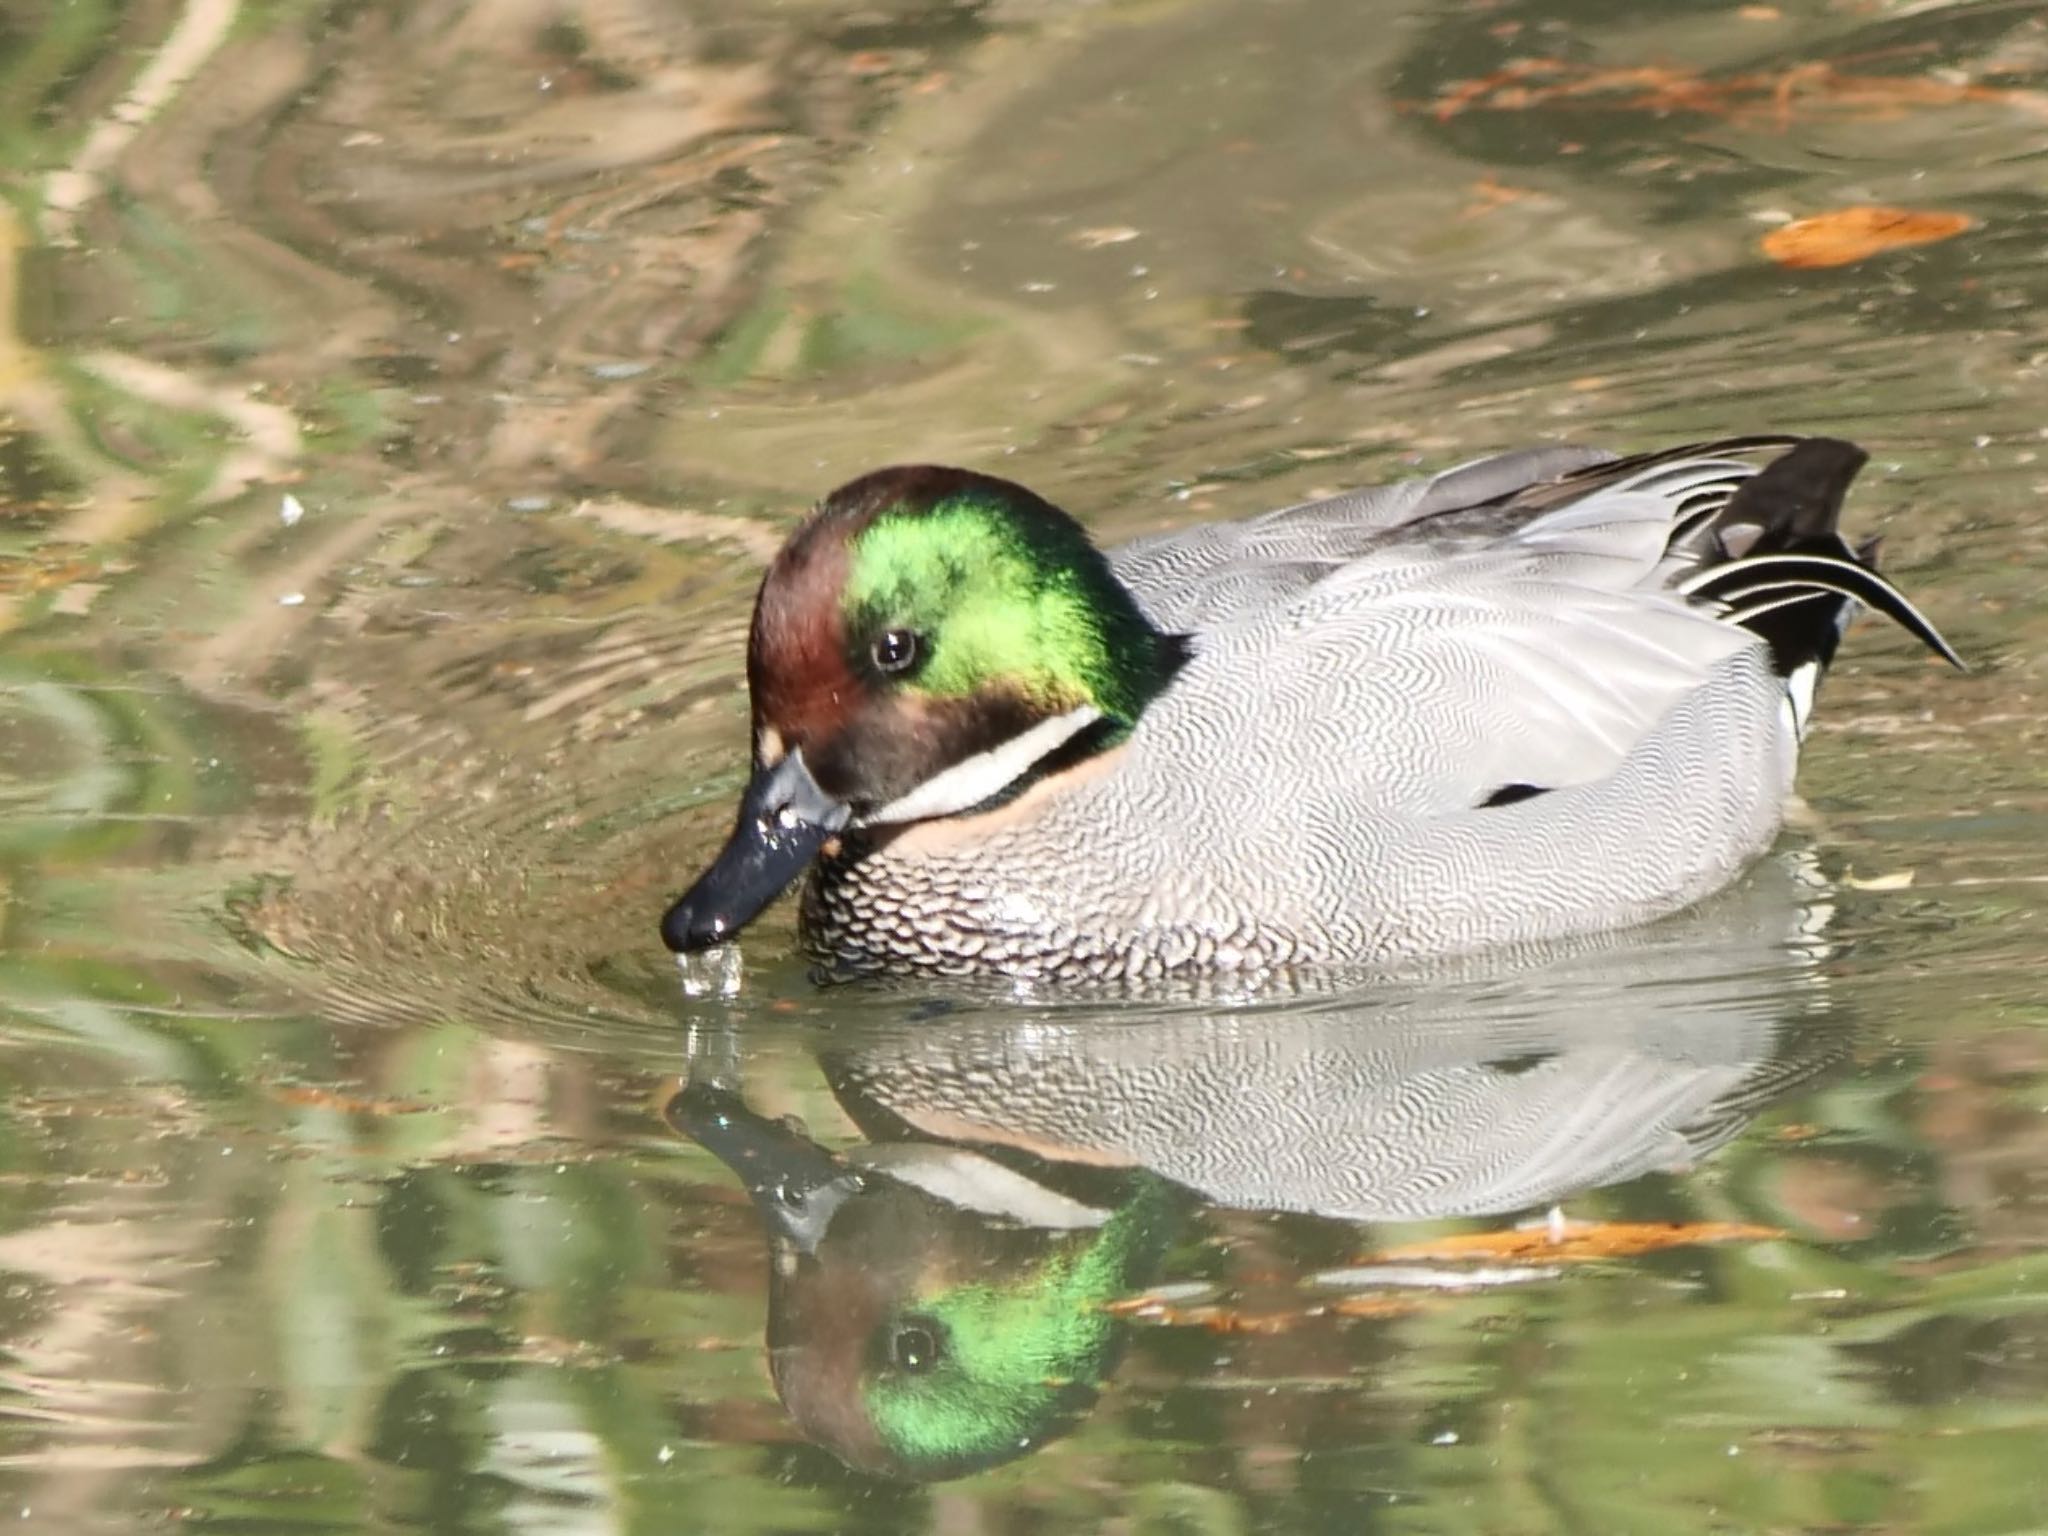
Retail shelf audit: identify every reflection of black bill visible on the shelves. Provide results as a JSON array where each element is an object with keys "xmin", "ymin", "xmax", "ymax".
[
  {"xmin": 661, "ymin": 752, "xmax": 850, "ymax": 953},
  {"xmin": 663, "ymin": 1082, "xmax": 860, "ymax": 1254}
]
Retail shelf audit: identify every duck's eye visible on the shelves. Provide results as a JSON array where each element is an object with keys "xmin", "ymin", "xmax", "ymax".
[
  {"xmin": 890, "ymin": 1319, "xmax": 944, "ymax": 1375},
  {"xmin": 870, "ymin": 628, "xmax": 921, "ymax": 675}
]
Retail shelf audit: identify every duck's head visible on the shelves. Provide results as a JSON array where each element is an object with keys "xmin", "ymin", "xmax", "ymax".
[
  {"xmin": 666, "ymin": 1081, "xmax": 1181, "ymax": 1480},
  {"xmin": 663, "ymin": 466, "xmax": 1185, "ymax": 953}
]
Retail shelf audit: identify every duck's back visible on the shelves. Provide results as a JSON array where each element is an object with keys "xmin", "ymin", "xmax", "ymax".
[{"xmin": 1108, "ymin": 444, "xmax": 1613, "ymax": 630}]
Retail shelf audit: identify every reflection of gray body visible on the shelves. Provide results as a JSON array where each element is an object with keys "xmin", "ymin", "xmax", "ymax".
[
  {"xmin": 677, "ymin": 867, "xmax": 1842, "ymax": 1481},
  {"xmin": 822, "ymin": 869, "xmax": 1842, "ymax": 1221}
]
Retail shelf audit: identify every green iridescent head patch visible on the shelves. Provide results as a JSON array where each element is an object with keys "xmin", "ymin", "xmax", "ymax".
[{"xmin": 843, "ymin": 491, "xmax": 1175, "ymax": 726}]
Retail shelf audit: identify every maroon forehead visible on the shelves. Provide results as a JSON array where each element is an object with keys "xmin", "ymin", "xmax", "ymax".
[
  {"xmin": 747, "ymin": 465, "xmax": 1025, "ymax": 751},
  {"xmin": 749, "ymin": 513, "xmax": 859, "ymax": 750}
]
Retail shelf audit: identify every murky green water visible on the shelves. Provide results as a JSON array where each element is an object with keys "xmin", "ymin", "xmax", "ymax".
[{"xmin": 3, "ymin": 0, "xmax": 2047, "ymax": 1529}]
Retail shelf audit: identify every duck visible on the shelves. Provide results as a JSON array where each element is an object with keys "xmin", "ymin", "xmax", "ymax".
[{"xmin": 661, "ymin": 435, "xmax": 1960, "ymax": 982}]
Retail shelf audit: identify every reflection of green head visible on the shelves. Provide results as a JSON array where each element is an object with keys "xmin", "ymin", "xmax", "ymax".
[
  {"xmin": 769, "ymin": 1173, "xmax": 1182, "ymax": 1481},
  {"xmin": 860, "ymin": 1193, "xmax": 1157, "ymax": 1476}
]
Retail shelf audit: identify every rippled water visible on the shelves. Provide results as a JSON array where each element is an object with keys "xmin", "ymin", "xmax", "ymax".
[{"xmin": 3, "ymin": 0, "xmax": 2047, "ymax": 1529}]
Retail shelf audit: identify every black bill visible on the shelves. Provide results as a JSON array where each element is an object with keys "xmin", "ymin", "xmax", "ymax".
[
  {"xmin": 661, "ymin": 750, "xmax": 851, "ymax": 953},
  {"xmin": 663, "ymin": 1081, "xmax": 861, "ymax": 1254}
]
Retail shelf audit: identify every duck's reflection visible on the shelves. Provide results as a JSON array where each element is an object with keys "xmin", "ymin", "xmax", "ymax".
[
  {"xmin": 670, "ymin": 1085, "xmax": 1185, "ymax": 1479},
  {"xmin": 666, "ymin": 865, "xmax": 1848, "ymax": 1480}
]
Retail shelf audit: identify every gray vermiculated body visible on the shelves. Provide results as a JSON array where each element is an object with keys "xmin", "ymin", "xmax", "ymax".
[{"xmin": 803, "ymin": 447, "xmax": 1807, "ymax": 981}]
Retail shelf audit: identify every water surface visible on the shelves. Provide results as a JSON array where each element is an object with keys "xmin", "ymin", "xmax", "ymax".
[{"xmin": 2, "ymin": 0, "xmax": 2047, "ymax": 1529}]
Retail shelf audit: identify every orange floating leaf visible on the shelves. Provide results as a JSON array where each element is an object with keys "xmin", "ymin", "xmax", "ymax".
[
  {"xmin": 1761, "ymin": 206, "xmax": 1973, "ymax": 268},
  {"xmin": 1373, "ymin": 1219, "xmax": 1785, "ymax": 1264}
]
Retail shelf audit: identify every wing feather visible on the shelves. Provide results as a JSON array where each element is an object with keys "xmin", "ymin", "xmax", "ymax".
[
  {"xmin": 1134, "ymin": 453, "xmax": 1771, "ymax": 815},
  {"xmin": 1119, "ymin": 437, "xmax": 1953, "ymax": 825}
]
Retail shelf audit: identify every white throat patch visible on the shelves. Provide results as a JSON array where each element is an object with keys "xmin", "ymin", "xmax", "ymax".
[{"xmin": 861, "ymin": 704, "xmax": 1104, "ymax": 827}]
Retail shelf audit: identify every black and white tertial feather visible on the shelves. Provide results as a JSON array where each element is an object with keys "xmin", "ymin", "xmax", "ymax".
[{"xmin": 1500, "ymin": 437, "xmax": 1961, "ymax": 741}]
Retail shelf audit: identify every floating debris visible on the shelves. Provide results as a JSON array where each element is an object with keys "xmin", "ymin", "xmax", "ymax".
[
  {"xmin": 1070, "ymin": 226, "xmax": 1141, "ymax": 249},
  {"xmin": 1325, "ymin": 1294, "xmax": 1431, "ymax": 1320},
  {"xmin": 279, "ymin": 492, "xmax": 305, "ymax": 526}
]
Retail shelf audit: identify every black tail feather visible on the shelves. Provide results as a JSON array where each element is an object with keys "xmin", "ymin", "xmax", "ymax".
[
  {"xmin": 1678, "ymin": 439, "xmax": 1964, "ymax": 677},
  {"xmin": 1721, "ymin": 436, "xmax": 1867, "ymax": 544}
]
